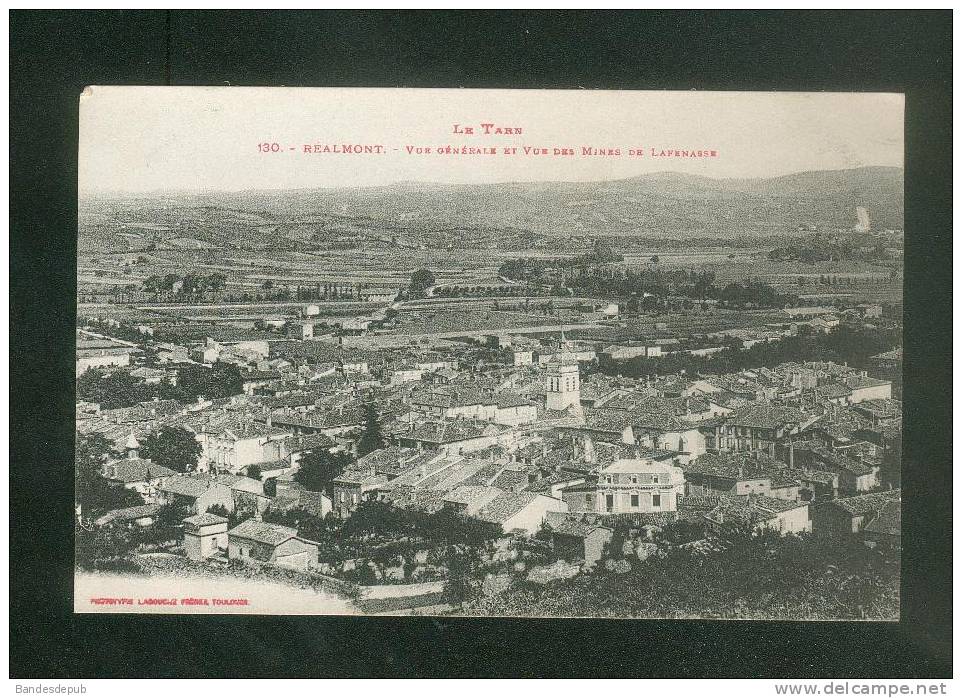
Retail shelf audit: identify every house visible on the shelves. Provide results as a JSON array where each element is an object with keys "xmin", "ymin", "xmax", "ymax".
[
  {"xmin": 191, "ymin": 337, "xmax": 223, "ymax": 364},
  {"xmin": 627, "ymin": 411, "xmax": 706, "ymax": 462},
  {"xmin": 227, "ymin": 519, "xmax": 320, "ymax": 571},
  {"xmin": 94, "ymin": 504, "xmax": 164, "ymax": 528},
  {"xmin": 223, "ymin": 475, "xmax": 272, "ymax": 516},
  {"xmin": 547, "ymin": 513, "xmax": 614, "ymax": 568},
  {"xmin": 100, "ymin": 456, "xmax": 178, "ymax": 502},
  {"xmin": 271, "ymin": 489, "xmax": 333, "ymax": 520},
  {"xmin": 563, "ymin": 458, "xmax": 686, "ymax": 515},
  {"xmin": 332, "ymin": 467, "xmax": 389, "ymax": 518},
  {"xmin": 130, "ymin": 367, "xmax": 168, "ymax": 385},
  {"xmin": 442, "ymin": 485, "xmax": 503, "ymax": 516},
  {"xmin": 416, "ymin": 354, "xmax": 459, "ymax": 372},
  {"xmin": 76, "ymin": 338, "xmax": 135, "ymax": 375},
  {"xmin": 863, "ymin": 500, "xmax": 901, "ymax": 551},
  {"xmin": 811, "ymin": 489, "xmax": 901, "ymax": 537},
  {"xmin": 396, "ymin": 418, "xmax": 516, "ymax": 455},
  {"xmin": 390, "ymin": 365, "xmax": 424, "ymax": 384},
  {"xmin": 681, "ymin": 453, "xmax": 773, "ymax": 498},
  {"xmin": 409, "ymin": 388, "xmax": 538, "ymax": 426},
  {"xmin": 200, "ymin": 420, "xmax": 293, "ymax": 473},
  {"xmin": 157, "ymin": 474, "xmax": 235, "ymax": 514},
  {"xmin": 240, "ymin": 370, "xmax": 284, "ymax": 395},
  {"xmin": 513, "ymin": 349, "xmax": 534, "ymax": 366},
  {"xmin": 798, "ymin": 446, "xmax": 879, "ymax": 494},
  {"xmin": 98, "ymin": 433, "xmax": 177, "ymax": 500},
  {"xmin": 475, "ymin": 491, "xmax": 568, "ymax": 535},
  {"xmin": 845, "ymin": 376, "xmax": 893, "ymax": 404},
  {"xmin": 155, "ymin": 342, "xmax": 189, "ymax": 364},
  {"xmin": 182, "ymin": 513, "xmax": 229, "ymax": 560},
  {"xmin": 704, "ymin": 495, "xmax": 811, "ymax": 535},
  {"xmin": 269, "ymin": 407, "xmax": 365, "ymax": 439},
  {"xmin": 340, "ymin": 358, "xmax": 370, "ymax": 375},
  {"xmin": 714, "ymin": 405, "xmax": 818, "ymax": 455},
  {"xmin": 574, "ymin": 408, "xmax": 635, "ymax": 445}
]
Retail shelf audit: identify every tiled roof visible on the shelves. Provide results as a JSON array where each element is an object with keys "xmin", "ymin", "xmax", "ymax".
[
  {"xmin": 183, "ymin": 512, "xmax": 228, "ymax": 527},
  {"xmin": 682, "ymin": 452, "xmax": 782, "ymax": 480},
  {"xmin": 159, "ymin": 474, "xmax": 226, "ymax": 499},
  {"xmin": 846, "ymin": 376, "xmax": 892, "ymax": 390},
  {"xmin": 272, "ymin": 490, "xmax": 332, "ymax": 518},
  {"xmin": 476, "ymin": 491, "xmax": 540, "ymax": 524},
  {"xmin": 443, "ymin": 485, "xmax": 502, "ymax": 506},
  {"xmin": 228, "ymin": 519, "xmax": 298, "ymax": 546},
  {"xmin": 284, "ymin": 433, "xmax": 335, "ymax": 453},
  {"xmin": 549, "ymin": 516, "xmax": 613, "ymax": 538},
  {"xmin": 490, "ymin": 468, "xmax": 530, "ymax": 492},
  {"xmin": 853, "ymin": 399, "xmax": 902, "ymax": 419},
  {"xmin": 403, "ymin": 418, "xmax": 503, "ymax": 444},
  {"xmin": 864, "ymin": 500, "xmax": 901, "ymax": 536},
  {"xmin": 824, "ymin": 489, "xmax": 901, "ymax": 516},
  {"xmin": 227, "ymin": 476, "xmax": 266, "ymax": 497},
  {"xmin": 706, "ymin": 495, "xmax": 807, "ymax": 524},
  {"xmin": 815, "ymin": 382, "xmax": 853, "ymax": 399},
  {"xmin": 728, "ymin": 404, "xmax": 810, "ymax": 429},
  {"xmin": 94, "ymin": 504, "xmax": 163, "ymax": 526},
  {"xmin": 270, "ymin": 408, "xmax": 364, "ymax": 430},
  {"xmin": 601, "ymin": 458, "xmax": 677, "ymax": 475},
  {"xmin": 582, "ymin": 408, "xmax": 633, "ymax": 434},
  {"xmin": 333, "ymin": 467, "xmax": 387, "ymax": 487},
  {"xmin": 102, "ymin": 458, "xmax": 177, "ymax": 483}
]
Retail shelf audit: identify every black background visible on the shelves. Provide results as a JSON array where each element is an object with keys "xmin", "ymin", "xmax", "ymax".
[{"xmin": 10, "ymin": 10, "xmax": 952, "ymax": 678}]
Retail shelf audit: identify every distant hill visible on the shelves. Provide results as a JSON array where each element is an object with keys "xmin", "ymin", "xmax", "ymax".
[{"xmin": 79, "ymin": 167, "xmax": 904, "ymax": 251}]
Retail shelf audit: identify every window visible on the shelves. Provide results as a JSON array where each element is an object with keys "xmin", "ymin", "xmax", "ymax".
[
  {"xmin": 652, "ymin": 475, "xmax": 659, "ymax": 484},
  {"xmin": 630, "ymin": 494, "xmax": 639, "ymax": 508},
  {"xmin": 605, "ymin": 476, "xmax": 612, "ymax": 484},
  {"xmin": 585, "ymin": 494, "xmax": 592, "ymax": 507},
  {"xmin": 339, "ymin": 491, "xmax": 345, "ymax": 503},
  {"xmin": 652, "ymin": 494, "xmax": 661, "ymax": 507},
  {"xmin": 631, "ymin": 476, "xmax": 638, "ymax": 484}
]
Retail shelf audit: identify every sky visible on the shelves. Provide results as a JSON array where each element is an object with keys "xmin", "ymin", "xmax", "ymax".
[{"xmin": 79, "ymin": 86, "xmax": 904, "ymax": 194}]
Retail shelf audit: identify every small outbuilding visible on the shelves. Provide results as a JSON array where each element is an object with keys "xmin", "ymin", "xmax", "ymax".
[{"xmin": 182, "ymin": 513, "xmax": 229, "ymax": 561}]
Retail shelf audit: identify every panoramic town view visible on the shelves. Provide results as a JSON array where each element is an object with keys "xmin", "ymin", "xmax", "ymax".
[
  {"xmin": 75, "ymin": 169, "xmax": 903, "ymax": 618},
  {"xmin": 74, "ymin": 89, "xmax": 903, "ymax": 618}
]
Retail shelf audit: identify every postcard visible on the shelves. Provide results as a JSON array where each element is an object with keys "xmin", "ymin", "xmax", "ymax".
[{"xmin": 75, "ymin": 87, "xmax": 903, "ymax": 618}]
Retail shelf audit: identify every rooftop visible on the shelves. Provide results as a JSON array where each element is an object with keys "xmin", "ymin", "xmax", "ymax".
[{"xmin": 228, "ymin": 519, "xmax": 299, "ymax": 546}]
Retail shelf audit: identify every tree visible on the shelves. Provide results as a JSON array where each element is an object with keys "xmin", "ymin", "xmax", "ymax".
[
  {"xmin": 141, "ymin": 426, "xmax": 202, "ymax": 472},
  {"xmin": 75, "ymin": 521, "xmax": 136, "ymax": 570},
  {"xmin": 164, "ymin": 361, "xmax": 244, "ymax": 401},
  {"xmin": 143, "ymin": 275, "xmax": 165, "ymax": 297},
  {"xmin": 75, "ymin": 433, "xmax": 143, "ymax": 519},
  {"xmin": 77, "ymin": 369, "xmax": 157, "ymax": 409},
  {"xmin": 263, "ymin": 477, "xmax": 277, "ymax": 497},
  {"xmin": 207, "ymin": 272, "xmax": 227, "ymax": 293},
  {"xmin": 442, "ymin": 545, "xmax": 483, "ymax": 608},
  {"xmin": 294, "ymin": 449, "xmax": 352, "ymax": 494},
  {"xmin": 408, "ymin": 269, "xmax": 436, "ymax": 298},
  {"xmin": 356, "ymin": 403, "xmax": 386, "ymax": 457}
]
